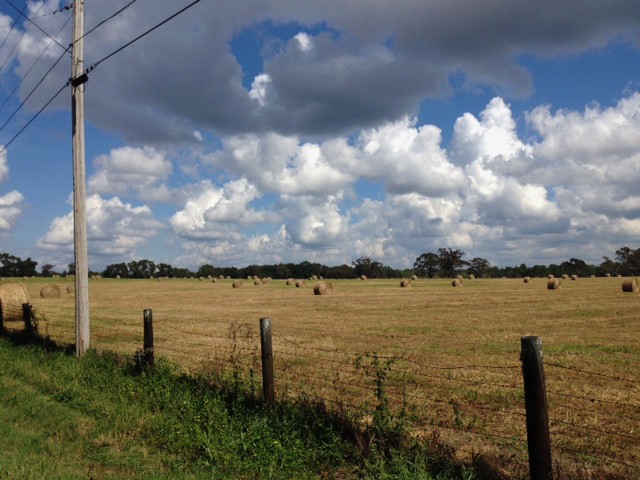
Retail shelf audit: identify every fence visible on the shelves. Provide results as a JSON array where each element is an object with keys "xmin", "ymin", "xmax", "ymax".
[{"xmin": 1, "ymin": 279, "xmax": 639, "ymax": 479}]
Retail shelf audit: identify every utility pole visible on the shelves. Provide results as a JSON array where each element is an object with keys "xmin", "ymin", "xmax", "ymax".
[{"xmin": 71, "ymin": 0, "xmax": 89, "ymax": 357}]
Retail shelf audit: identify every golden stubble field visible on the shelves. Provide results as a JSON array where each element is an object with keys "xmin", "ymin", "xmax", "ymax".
[{"xmin": 7, "ymin": 276, "xmax": 640, "ymax": 478}]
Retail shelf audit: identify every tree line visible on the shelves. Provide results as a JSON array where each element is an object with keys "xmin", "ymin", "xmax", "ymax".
[{"xmin": 1, "ymin": 246, "xmax": 639, "ymax": 279}]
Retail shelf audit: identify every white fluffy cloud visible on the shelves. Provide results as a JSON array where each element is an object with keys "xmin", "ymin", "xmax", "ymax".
[
  {"xmin": 88, "ymin": 146, "xmax": 174, "ymax": 202},
  {"xmin": 37, "ymin": 194, "xmax": 163, "ymax": 261},
  {"xmin": 0, "ymin": 151, "xmax": 23, "ymax": 231},
  {"xmin": 170, "ymin": 178, "xmax": 277, "ymax": 240}
]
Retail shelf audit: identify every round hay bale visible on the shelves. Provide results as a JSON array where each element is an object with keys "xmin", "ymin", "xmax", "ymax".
[
  {"xmin": 468, "ymin": 274, "xmax": 475, "ymax": 280},
  {"xmin": 252, "ymin": 275, "xmax": 259, "ymax": 280},
  {"xmin": 605, "ymin": 273, "xmax": 611, "ymax": 278},
  {"xmin": 523, "ymin": 277, "xmax": 531, "ymax": 283},
  {"xmin": 286, "ymin": 278, "xmax": 295, "ymax": 286},
  {"xmin": 211, "ymin": 278, "xmax": 217, "ymax": 283},
  {"xmin": 66, "ymin": 284, "xmax": 74, "ymax": 294},
  {"xmin": 411, "ymin": 274, "xmax": 418, "ymax": 281},
  {"xmin": 40, "ymin": 284, "xmax": 62, "ymax": 299},
  {"xmin": 571, "ymin": 274, "xmax": 578, "ymax": 281},
  {"xmin": 617, "ymin": 274, "xmax": 622, "ymax": 278},
  {"xmin": 226, "ymin": 276, "xmax": 231, "ymax": 280},
  {"xmin": 254, "ymin": 279, "xmax": 262, "ymax": 286},
  {"xmin": 452, "ymin": 278, "xmax": 463, "ymax": 287},
  {"xmin": 590, "ymin": 275, "xmax": 595, "ymax": 278},
  {"xmin": 621, "ymin": 278, "xmax": 639, "ymax": 293},
  {"xmin": 219, "ymin": 275, "xmax": 224, "ymax": 280},
  {"xmin": 547, "ymin": 274, "xmax": 554, "ymax": 279},
  {"xmin": 311, "ymin": 275, "xmax": 318, "ymax": 281},
  {"xmin": 295, "ymin": 280, "xmax": 305, "ymax": 288},
  {"xmin": 116, "ymin": 275, "xmax": 121, "ymax": 279},
  {"xmin": 547, "ymin": 278, "xmax": 562, "ymax": 290},
  {"xmin": 313, "ymin": 281, "xmax": 333, "ymax": 295},
  {"xmin": 232, "ymin": 280, "xmax": 243, "ymax": 288},
  {"xmin": 360, "ymin": 275, "xmax": 367, "ymax": 281},
  {"xmin": 0, "ymin": 283, "xmax": 29, "ymax": 321},
  {"xmin": 561, "ymin": 274, "xmax": 568, "ymax": 280},
  {"xmin": 400, "ymin": 279, "xmax": 412, "ymax": 288},
  {"xmin": 261, "ymin": 278, "xmax": 270, "ymax": 284}
]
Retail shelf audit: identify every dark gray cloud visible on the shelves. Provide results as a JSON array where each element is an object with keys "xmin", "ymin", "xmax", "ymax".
[{"xmin": 12, "ymin": 0, "xmax": 640, "ymax": 142}]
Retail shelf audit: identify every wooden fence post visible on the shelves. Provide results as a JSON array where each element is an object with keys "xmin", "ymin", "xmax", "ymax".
[
  {"xmin": 22, "ymin": 303, "xmax": 33, "ymax": 337},
  {"xmin": 143, "ymin": 309, "xmax": 154, "ymax": 368},
  {"xmin": 260, "ymin": 317, "xmax": 274, "ymax": 405},
  {"xmin": 521, "ymin": 336, "xmax": 553, "ymax": 480}
]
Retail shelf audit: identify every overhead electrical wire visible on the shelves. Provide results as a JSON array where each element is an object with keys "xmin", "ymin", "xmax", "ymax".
[
  {"xmin": 0, "ymin": 1, "xmax": 26, "ymax": 53},
  {"xmin": 80, "ymin": 0, "xmax": 203, "ymax": 77},
  {"xmin": 79, "ymin": 0, "xmax": 139, "ymax": 43},
  {"xmin": 0, "ymin": 0, "xmax": 205, "ymax": 155},
  {"xmin": 0, "ymin": 13, "xmax": 73, "ymax": 112},
  {"xmin": 4, "ymin": 0, "xmax": 66, "ymax": 50},
  {"xmin": 0, "ymin": 0, "xmax": 46, "ymax": 74}
]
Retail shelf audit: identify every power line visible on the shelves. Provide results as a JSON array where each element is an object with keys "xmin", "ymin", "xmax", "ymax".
[
  {"xmin": 0, "ymin": 80, "xmax": 69, "ymax": 155},
  {"xmin": 80, "ymin": 0, "xmax": 139, "ymax": 42},
  {"xmin": 0, "ymin": 1, "xmax": 46, "ymax": 74},
  {"xmin": 0, "ymin": 13, "xmax": 72, "ymax": 113},
  {"xmin": 4, "ymin": 0, "xmax": 66, "ymax": 51},
  {"xmin": 0, "ymin": 46, "xmax": 69, "ymax": 132},
  {"xmin": 81, "ymin": 0, "xmax": 204, "ymax": 78},
  {"xmin": 0, "ymin": 1, "xmax": 25, "ymax": 53}
]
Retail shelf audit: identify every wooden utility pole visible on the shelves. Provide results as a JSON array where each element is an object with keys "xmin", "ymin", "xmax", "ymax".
[{"xmin": 72, "ymin": 0, "xmax": 89, "ymax": 357}]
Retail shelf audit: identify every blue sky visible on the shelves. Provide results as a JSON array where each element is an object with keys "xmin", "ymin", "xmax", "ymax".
[{"xmin": 0, "ymin": 0, "xmax": 639, "ymax": 272}]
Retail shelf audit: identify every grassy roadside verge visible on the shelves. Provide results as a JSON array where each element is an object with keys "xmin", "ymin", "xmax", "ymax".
[{"xmin": 0, "ymin": 337, "xmax": 474, "ymax": 479}]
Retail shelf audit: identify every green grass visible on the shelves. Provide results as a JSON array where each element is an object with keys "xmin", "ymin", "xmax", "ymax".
[{"xmin": 0, "ymin": 337, "xmax": 475, "ymax": 479}]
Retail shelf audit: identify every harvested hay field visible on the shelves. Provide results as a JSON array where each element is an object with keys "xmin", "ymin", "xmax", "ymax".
[{"xmin": 7, "ymin": 276, "xmax": 640, "ymax": 478}]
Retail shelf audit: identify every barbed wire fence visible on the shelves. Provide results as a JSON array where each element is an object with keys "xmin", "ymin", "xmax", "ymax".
[{"xmin": 1, "ymin": 296, "xmax": 638, "ymax": 479}]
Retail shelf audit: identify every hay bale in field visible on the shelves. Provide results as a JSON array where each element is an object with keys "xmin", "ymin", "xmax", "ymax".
[
  {"xmin": 547, "ymin": 278, "xmax": 562, "ymax": 290},
  {"xmin": 252, "ymin": 275, "xmax": 259, "ymax": 280},
  {"xmin": 261, "ymin": 278, "xmax": 270, "ymax": 284},
  {"xmin": 605, "ymin": 273, "xmax": 611, "ymax": 278},
  {"xmin": 211, "ymin": 278, "xmax": 217, "ymax": 283},
  {"xmin": 311, "ymin": 275, "xmax": 318, "ymax": 281},
  {"xmin": 360, "ymin": 275, "xmax": 368, "ymax": 281},
  {"xmin": 286, "ymin": 278, "xmax": 295, "ymax": 285},
  {"xmin": 452, "ymin": 278, "xmax": 463, "ymax": 287},
  {"xmin": 313, "ymin": 281, "xmax": 333, "ymax": 295},
  {"xmin": 226, "ymin": 276, "xmax": 231, "ymax": 279},
  {"xmin": 400, "ymin": 279, "xmax": 412, "ymax": 288},
  {"xmin": 590, "ymin": 275, "xmax": 595, "ymax": 278},
  {"xmin": 0, "ymin": 283, "xmax": 29, "ymax": 321},
  {"xmin": 548, "ymin": 274, "xmax": 554, "ymax": 279},
  {"xmin": 621, "ymin": 278, "xmax": 639, "ymax": 293},
  {"xmin": 617, "ymin": 274, "xmax": 622, "ymax": 278},
  {"xmin": 561, "ymin": 274, "xmax": 568, "ymax": 280},
  {"xmin": 254, "ymin": 279, "xmax": 262, "ymax": 286},
  {"xmin": 219, "ymin": 275, "xmax": 224, "ymax": 280},
  {"xmin": 523, "ymin": 277, "xmax": 531, "ymax": 283},
  {"xmin": 116, "ymin": 275, "xmax": 121, "ymax": 279},
  {"xmin": 40, "ymin": 284, "xmax": 62, "ymax": 299},
  {"xmin": 198, "ymin": 277, "xmax": 204, "ymax": 282},
  {"xmin": 295, "ymin": 280, "xmax": 305, "ymax": 288},
  {"xmin": 571, "ymin": 274, "xmax": 578, "ymax": 281},
  {"xmin": 468, "ymin": 274, "xmax": 475, "ymax": 280},
  {"xmin": 411, "ymin": 274, "xmax": 418, "ymax": 281},
  {"xmin": 232, "ymin": 280, "xmax": 243, "ymax": 288}
]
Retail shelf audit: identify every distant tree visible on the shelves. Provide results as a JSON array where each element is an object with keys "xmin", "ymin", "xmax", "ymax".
[
  {"xmin": 413, "ymin": 252, "xmax": 440, "ymax": 278},
  {"xmin": 128, "ymin": 259, "xmax": 156, "ymax": 278},
  {"xmin": 67, "ymin": 262, "xmax": 76, "ymax": 276},
  {"xmin": 352, "ymin": 257, "xmax": 384, "ymax": 278},
  {"xmin": 156, "ymin": 263, "xmax": 175, "ymax": 278},
  {"xmin": 196, "ymin": 264, "xmax": 216, "ymax": 278},
  {"xmin": 41, "ymin": 264, "xmax": 55, "ymax": 277},
  {"xmin": 467, "ymin": 257, "xmax": 492, "ymax": 278},
  {"xmin": 103, "ymin": 263, "xmax": 129, "ymax": 278},
  {"xmin": 615, "ymin": 246, "xmax": 640, "ymax": 275},
  {"xmin": 437, "ymin": 248, "xmax": 468, "ymax": 278}
]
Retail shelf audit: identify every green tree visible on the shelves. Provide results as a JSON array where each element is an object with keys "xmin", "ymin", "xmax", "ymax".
[
  {"xmin": 467, "ymin": 257, "xmax": 492, "ymax": 278},
  {"xmin": 413, "ymin": 252, "xmax": 440, "ymax": 278},
  {"xmin": 437, "ymin": 248, "xmax": 468, "ymax": 278},
  {"xmin": 103, "ymin": 263, "xmax": 129, "ymax": 278},
  {"xmin": 352, "ymin": 257, "xmax": 384, "ymax": 278}
]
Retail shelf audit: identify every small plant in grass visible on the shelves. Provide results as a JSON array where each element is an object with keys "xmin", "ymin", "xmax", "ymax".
[{"xmin": 355, "ymin": 352, "xmax": 410, "ymax": 452}]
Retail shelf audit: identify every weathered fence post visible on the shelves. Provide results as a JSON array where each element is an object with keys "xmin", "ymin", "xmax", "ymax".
[
  {"xmin": 521, "ymin": 336, "xmax": 552, "ymax": 480},
  {"xmin": 22, "ymin": 303, "xmax": 33, "ymax": 337},
  {"xmin": 260, "ymin": 317, "xmax": 274, "ymax": 405},
  {"xmin": 143, "ymin": 309, "xmax": 154, "ymax": 368}
]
